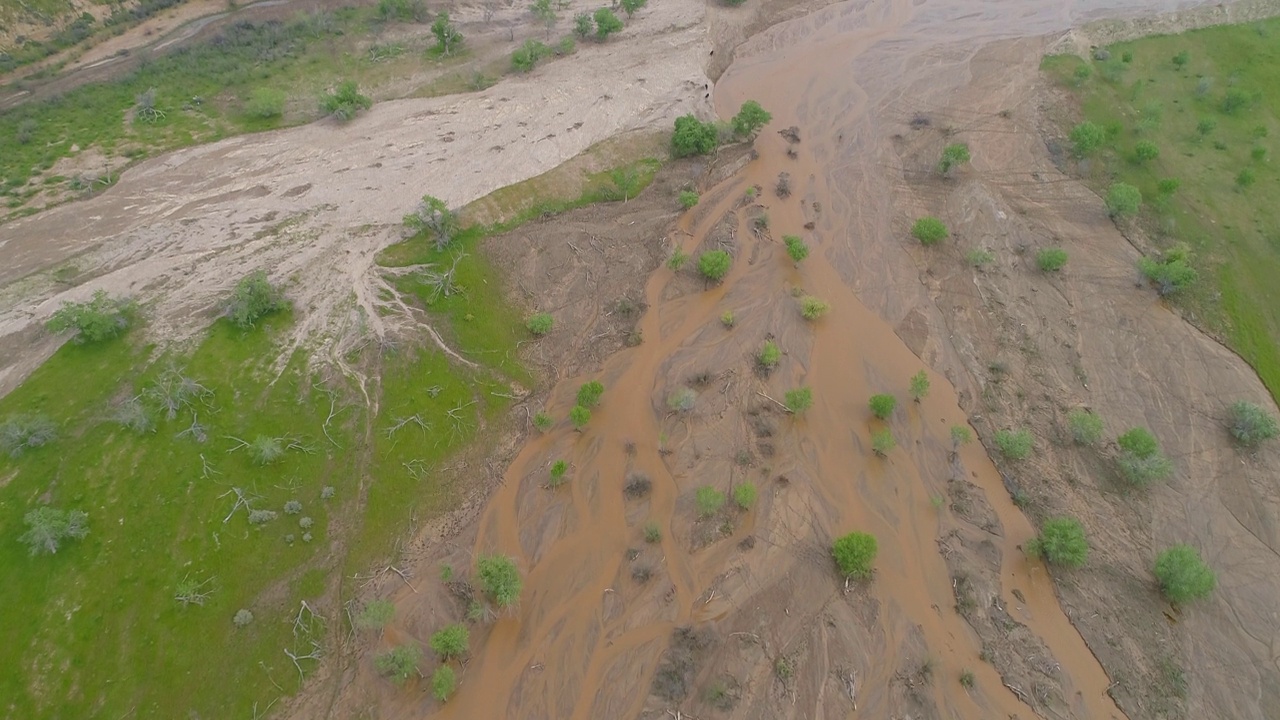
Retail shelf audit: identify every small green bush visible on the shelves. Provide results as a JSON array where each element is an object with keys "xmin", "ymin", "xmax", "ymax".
[
  {"xmin": 320, "ymin": 81, "xmax": 372, "ymax": 121},
  {"xmin": 576, "ymin": 380, "xmax": 604, "ymax": 407},
  {"xmin": 1196, "ymin": 117, "xmax": 1217, "ymax": 137},
  {"xmin": 1067, "ymin": 409, "xmax": 1103, "ymax": 445},
  {"xmin": 592, "ymin": 7, "xmax": 623, "ymax": 40},
  {"xmin": 1138, "ymin": 243, "xmax": 1197, "ymax": 296},
  {"xmin": 869, "ymin": 394, "xmax": 896, "ymax": 419},
  {"xmin": 783, "ymin": 235, "xmax": 809, "ymax": 263},
  {"xmin": 511, "ymin": 39, "xmax": 550, "ymax": 72},
  {"xmin": 698, "ymin": 250, "xmax": 732, "ymax": 281},
  {"xmin": 720, "ymin": 310, "xmax": 735, "ymax": 328},
  {"xmin": 1153, "ymin": 545, "xmax": 1215, "ymax": 603},
  {"xmin": 375, "ymin": 644, "xmax": 421, "ymax": 685},
  {"xmin": 533, "ymin": 412, "xmax": 553, "ymax": 431},
  {"xmin": 938, "ymin": 143, "xmax": 970, "ymax": 174},
  {"xmin": 668, "ymin": 387, "xmax": 697, "ymax": 413},
  {"xmin": 1116, "ymin": 427, "xmax": 1172, "ymax": 486},
  {"xmin": 526, "ymin": 313, "xmax": 554, "ymax": 335},
  {"xmin": 966, "ymin": 249, "xmax": 995, "ymax": 266},
  {"xmin": 644, "ymin": 522, "xmax": 662, "ymax": 543},
  {"xmin": 950, "ymin": 425, "xmax": 972, "ymax": 447},
  {"xmin": 1072, "ymin": 64, "xmax": 1092, "ymax": 85},
  {"xmin": 224, "ymin": 270, "xmax": 287, "ymax": 329},
  {"xmin": 1228, "ymin": 401, "xmax": 1279, "ymax": 447},
  {"xmin": 432, "ymin": 665, "xmax": 457, "ymax": 702},
  {"xmin": 569, "ymin": 405, "xmax": 591, "ymax": 429},
  {"xmin": 1236, "ymin": 168, "xmax": 1256, "ymax": 189},
  {"xmin": 476, "ymin": 554, "xmax": 522, "ymax": 607},
  {"xmin": 1105, "ymin": 182, "xmax": 1141, "ymax": 217},
  {"xmin": 18, "ymin": 507, "xmax": 88, "ymax": 556},
  {"xmin": 831, "ymin": 532, "xmax": 877, "ymax": 578},
  {"xmin": 1133, "ymin": 140, "xmax": 1159, "ymax": 163},
  {"xmin": 785, "ymin": 387, "xmax": 813, "ymax": 415},
  {"xmin": 872, "ymin": 429, "xmax": 896, "ymax": 456},
  {"xmin": 911, "ymin": 216, "xmax": 948, "ymax": 245},
  {"xmin": 246, "ymin": 87, "xmax": 286, "ymax": 119},
  {"xmin": 757, "ymin": 340, "xmax": 781, "ymax": 369},
  {"xmin": 732, "ymin": 483, "xmax": 757, "ymax": 510},
  {"xmin": 679, "ymin": 191, "xmax": 699, "ymax": 209},
  {"xmin": 667, "ymin": 248, "xmax": 688, "ymax": 270},
  {"xmin": 1221, "ymin": 88, "xmax": 1251, "ymax": 115},
  {"xmin": 909, "ymin": 370, "xmax": 930, "ymax": 401},
  {"xmin": 1026, "ymin": 517, "xmax": 1089, "ymax": 568},
  {"xmin": 994, "ymin": 429, "xmax": 1032, "ymax": 459},
  {"xmin": 620, "ymin": 0, "xmax": 647, "ymax": 16},
  {"xmin": 800, "ymin": 296, "xmax": 829, "ymax": 320},
  {"xmin": 695, "ymin": 486, "xmax": 725, "ymax": 518},
  {"xmin": 1036, "ymin": 248, "xmax": 1068, "ymax": 272},
  {"xmin": 1117, "ymin": 427, "xmax": 1159, "ymax": 458},
  {"xmin": 429, "ymin": 624, "xmax": 469, "ymax": 659},
  {"xmin": 1069, "ymin": 121, "xmax": 1105, "ymax": 157},
  {"xmin": 548, "ymin": 459, "xmax": 569, "ymax": 487},
  {"xmin": 46, "ymin": 290, "xmax": 133, "ymax": 343},
  {"xmin": 671, "ymin": 114, "xmax": 718, "ymax": 157},
  {"xmin": 1171, "ymin": 50, "xmax": 1189, "ymax": 68}
]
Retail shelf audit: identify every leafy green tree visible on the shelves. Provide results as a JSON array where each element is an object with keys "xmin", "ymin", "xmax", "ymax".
[
  {"xmin": 320, "ymin": 81, "xmax": 372, "ymax": 121},
  {"xmin": 785, "ymin": 387, "xmax": 813, "ymax": 414},
  {"xmin": 909, "ymin": 370, "xmax": 930, "ymax": 402},
  {"xmin": 375, "ymin": 644, "xmax": 421, "ymax": 684},
  {"xmin": 1228, "ymin": 401, "xmax": 1279, "ymax": 447},
  {"xmin": 1069, "ymin": 121, "xmax": 1105, "ymax": 157},
  {"xmin": 783, "ymin": 235, "xmax": 809, "ymax": 262},
  {"xmin": 1105, "ymin": 182, "xmax": 1141, "ymax": 217},
  {"xmin": 526, "ymin": 313, "xmax": 554, "ymax": 335},
  {"xmin": 732, "ymin": 483, "xmax": 757, "ymax": 510},
  {"xmin": 1036, "ymin": 248, "xmax": 1068, "ymax": 272},
  {"xmin": 569, "ymin": 405, "xmax": 591, "ymax": 429},
  {"xmin": 1153, "ymin": 545, "xmax": 1215, "ymax": 603},
  {"xmin": 403, "ymin": 195, "xmax": 458, "ymax": 250},
  {"xmin": 831, "ymin": 532, "xmax": 877, "ymax": 578},
  {"xmin": 911, "ymin": 216, "xmax": 948, "ymax": 245},
  {"xmin": 431, "ymin": 12, "xmax": 462, "ymax": 54},
  {"xmin": 592, "ymin": 7, "xmax": 623, "ymax": 39},
  {"xmin": 476, "ymin": 554, "xmax": 522, "ymax": 607},
  {"xmin": 1134, "ymin": 140, "xmax": 1159, "ymax": 163},
  {"xmin": 429, "ymin": 624, "xmax": 470, "ymax": 659},
  {"xmin": 757, "ymin": 340, "xmax": 781, "ymax": 369},
  {"xmin": 529, "ymin": 0, "xmax": 557, "ymax": 29},
  {"xmin": 1171, "ymin": 50, "xmax": 1189, "ymax": 68},
  {"xmin": 1026, "ymin": 517, "xmax": 1089, "ymax": 568},
  {"xmin": 679, "ymin": 191, "xmax": 699, "ymax": 209},
  {"xmin": 620, "ymin": 0, "xmax": 647, "ymax": 16},
  {"xmin": 698, "ymin": 250, "xmax": 732, "ymax": 281},
  {"xmin": 869, "ymin": 394, "xmax": 896, "ymax": 419},
  {"xmin": 18, "ymin": 507, "xmax": 88, "ymax": 555},
  {"xmin": 224, "ymin": 270, "xmax": 287, "ymax": 329},
  {"xmin": 46, "ymin": 290, "xmax": 133, "ymax": 343},
  {"xmin": 731, "ymin": 100, "xmax": 772, "ymax": 138},
  {"xmin": 994, "ymin": 429, "xmax": 1032, "ymax": 459},
  {"xmin": 671, "ymin": 115, "xmax": 718, "ymax": 157},
  {"xmin": 573, "ymin": 12, "xmax": 593, "ymax": 36},
  {"xmin": 432, "ymin": 665, "xmax": 457, "ymax": 702},
  {"xmin": 576, "ymin": 380, "xmax": 604, "ymax": 407},
  {"xmin": 1067, "ymin": 409, "xmax": 1103, "ymax": 445},
  {"xmin": 938, "ymin": 143, "xmax": 970, "ymax": 174},
  {"xmin": 511, "ymin": 39, "xmax": 550, "ymax": 72},
  {"xmin": 695, "ymin": 486, "xmax": 725, "ymax": 518}
]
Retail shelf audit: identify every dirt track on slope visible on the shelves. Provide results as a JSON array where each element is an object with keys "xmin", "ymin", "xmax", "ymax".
[{"xmin": 279, "ymin": 1, "xmax": 1280, "ymax": 720}]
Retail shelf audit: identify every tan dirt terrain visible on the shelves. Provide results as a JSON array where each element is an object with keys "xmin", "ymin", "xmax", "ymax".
[{"xmin": 2, "ymin": 0, "xmax": 1279, "ymax": 718}]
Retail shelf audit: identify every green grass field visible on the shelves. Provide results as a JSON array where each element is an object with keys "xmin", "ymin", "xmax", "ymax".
[{"xmin": 1042, "ymin": 17, "xmax": 1280, "ymax": 402}]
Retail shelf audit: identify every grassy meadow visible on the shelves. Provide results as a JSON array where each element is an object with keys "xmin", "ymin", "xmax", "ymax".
[{"xmin": 1042, "ymin": 17, "xmax": 1280, "ymax": 402}]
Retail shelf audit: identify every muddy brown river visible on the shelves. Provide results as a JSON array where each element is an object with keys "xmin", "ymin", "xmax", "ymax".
[{"xmin": 421, "ymin": 1, "xmax": 1220, "ymax": 718}]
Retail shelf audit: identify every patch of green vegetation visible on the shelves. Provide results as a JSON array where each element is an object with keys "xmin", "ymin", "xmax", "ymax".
[{"xmin": 1042, "ymin": 18, "xmax": 1280, "ymax": 402}]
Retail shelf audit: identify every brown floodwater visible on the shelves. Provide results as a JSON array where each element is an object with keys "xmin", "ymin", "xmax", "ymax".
[{"xmin": 425, "ymin": 0, "xmax": 1208, "ymax": 717}]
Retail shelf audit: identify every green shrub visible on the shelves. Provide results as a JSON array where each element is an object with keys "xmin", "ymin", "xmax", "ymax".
[
  {"xmin": 831, "ymin": 532, "xmax": 877, "ymax": 578},
  {"xmin": 375, "ymin": 644, "xmax": 421, "ymax": 685},
  {"xmin": 869, "ymin": 394, "xmax": 896, "ymax": 419},
  {"xmin": 526, "ymin": 313, "xmax": 554, "ymax": 335},
  {"xmin": 1105, "ymin": 182, "xmax": 1141, "ymax": 217},
  {"xmin": 46, "ymin": 290, "xmax": 133, "ymax": 343},
  {"xmin": 1026, "ymin": 517, "xmax": 1089, "ymax": 568},
  {"xmin": 667, "ymin": 248, "xmax": 688, "ymax": 270},
  {"xmin": 1067, "ymin": 409, "xmax": 1103, "ymax": 445},
  {"xmin": 679, "ymin": 191, "xmax": 699, "ymax": 209},
  {"xmin": 1196, "ymin": 117, "xmax": 1216, "ymax": 136},
  {"xmin": 1036, "ymin": 248, "xmax": 1068, "ymax": 272},
  {"xmin": 1171, "ymin": 50, "xmax": 1189, "ymax": 68},
  {"xmin": 938, "ymin": 143, "xmax": 970, "ymax": 174},
  {"xmin": 872, "ymin": 429, "xmax": 895, "ymax": 456},
  {"xmin": 511, "ymin": 39, "xmax": 550, "ymax": 72},
  {"xmin": 429, "ymin": 624, "xmax": 469, "ymax": 659},
  {"xmin": 909, "ymin": 370, "xmax": 930, "ymax": 401},
  {"xmin": 1069, "ymin": 121, "xmax": 1105, "ymax": 157},
  {"xmin": 785, "ymin": 387, "xmax": 813, "ymax": 414},
  {"xmin": 548, "ymin": 459, "xmax": 569, "ymax": 487},
  {"xmin": 1236, "ymin": 168, "xmax": 1256, "ymax": 189},
  {"xmin": 800, "ymin": 296, "xmax": 829, "ymax": 320},
  {"xmin": 0, "ymin": 414, "xmax": 57, "ymax": 458},
  {"xmin": 731, "ymin": 100, "xmax": 771, "ymax": 138},
  {"xmin": 1117, "ymin": 427, "xmax": 1158, "ymax": 457},
  {"xmin": 668, "ymin": 387, "xmax": 697, "ymax": 413},
  {"xmin": 432, "ymin": 665, "xmax": 457, "ymax": 702},
  {"xmin": 476, "ymin": 554, "xmax": 522, "ymax": 607},
  {"xmin": 245, "ymin": 87, "xmax": 285, "ymax": 119},
  {"xmin": 18, "ymin": 507, "xmax": 88, "ymax": 556},
  {"xmin": 576, "ymin": 380, "xmax": 604, "ymax": 407},
  {"xmin": 698, "ymin": 250, "xmax": 732, "ymax": 281},
  {"xmin": 533, "ymin": 412, "xmax": 552, "ymax": 431},
  {"xmin": 911, "ymin": 216, "xmax": 948, "ymax": 245},
  {"xmin": 320, "ymin": 80, "xmax": 372, "ymax": 121},
  {"xmin": 1072, "ymin": 64, "xmax": 1092, "ymax": 85},
  {"xmin": 643, "ymin": 522, "xmax": 662, "ymax": 543},
  {"xmin": 1221, "ymin": 88, "xmax": 1251, "ymax": 115},
  {"xmin": 573, "ymin": 11, "xmax": 593, "ymax": 37},
  {"xmin": 224, "ymin": 270, "xmax": 287, "ymax": 329},
  {"xmin": 430, "ymin": 11, "xmax": 462, "ymax": 54},
  {"xmin": 994, "ymin": 429, "xmax": 1033, "ymax": 459},
  {"xmin": 695, "ymin": 486, "xmax": 725, "ymax": 518},
  {"xmin": 620, "ymin": 0, "xmax": 647, "ymax": 16},
  {"xmin": 1138, "ymin": 243, "xmax": 1197, "ymax": 296},
  {"xmin": 569, "ymin": 405, "xmax": 590, "ymax": 429},
  {"xmin": 720, "ymin": 310, "xmax": 735, "ymax": 328},
  {"xmin": 732, "ymin": 483, "xmax": 757, "ymax": 510},
  {"xmin": 1153, "ymin": 545, "xmax": 1215, "ymax": 603},
  {"xmin": 966, "ymin": 249, "xmax": 995, "ymax": 266},
  {"xmin": 950, "ymin": 425, "xmax": 972, "ymax": 447},
  {"xmin": 783, "ymin": 235, "xmax": 809, "ymax": 262},
  {"xmin": 757, "ymin": 340, "xmax": 781, "ymax": 369},
  {"xmin": 1133, "ymin": 140, "xmax": 1159, "ymax": 163},
  {"xmin": 592, "ymin": 7, "xmax": 623, "ymax": 40},
  {"xmin": 1116, "ymin": 427, "xmax": 1172, "ymax": 486},
  {"xmin": 671, "ymin": 114, "xmax": 718, "ymax": 157},
  {"xmin": 1228, "ymin": 401, "xmax": 1279, "ymax": 447}
]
